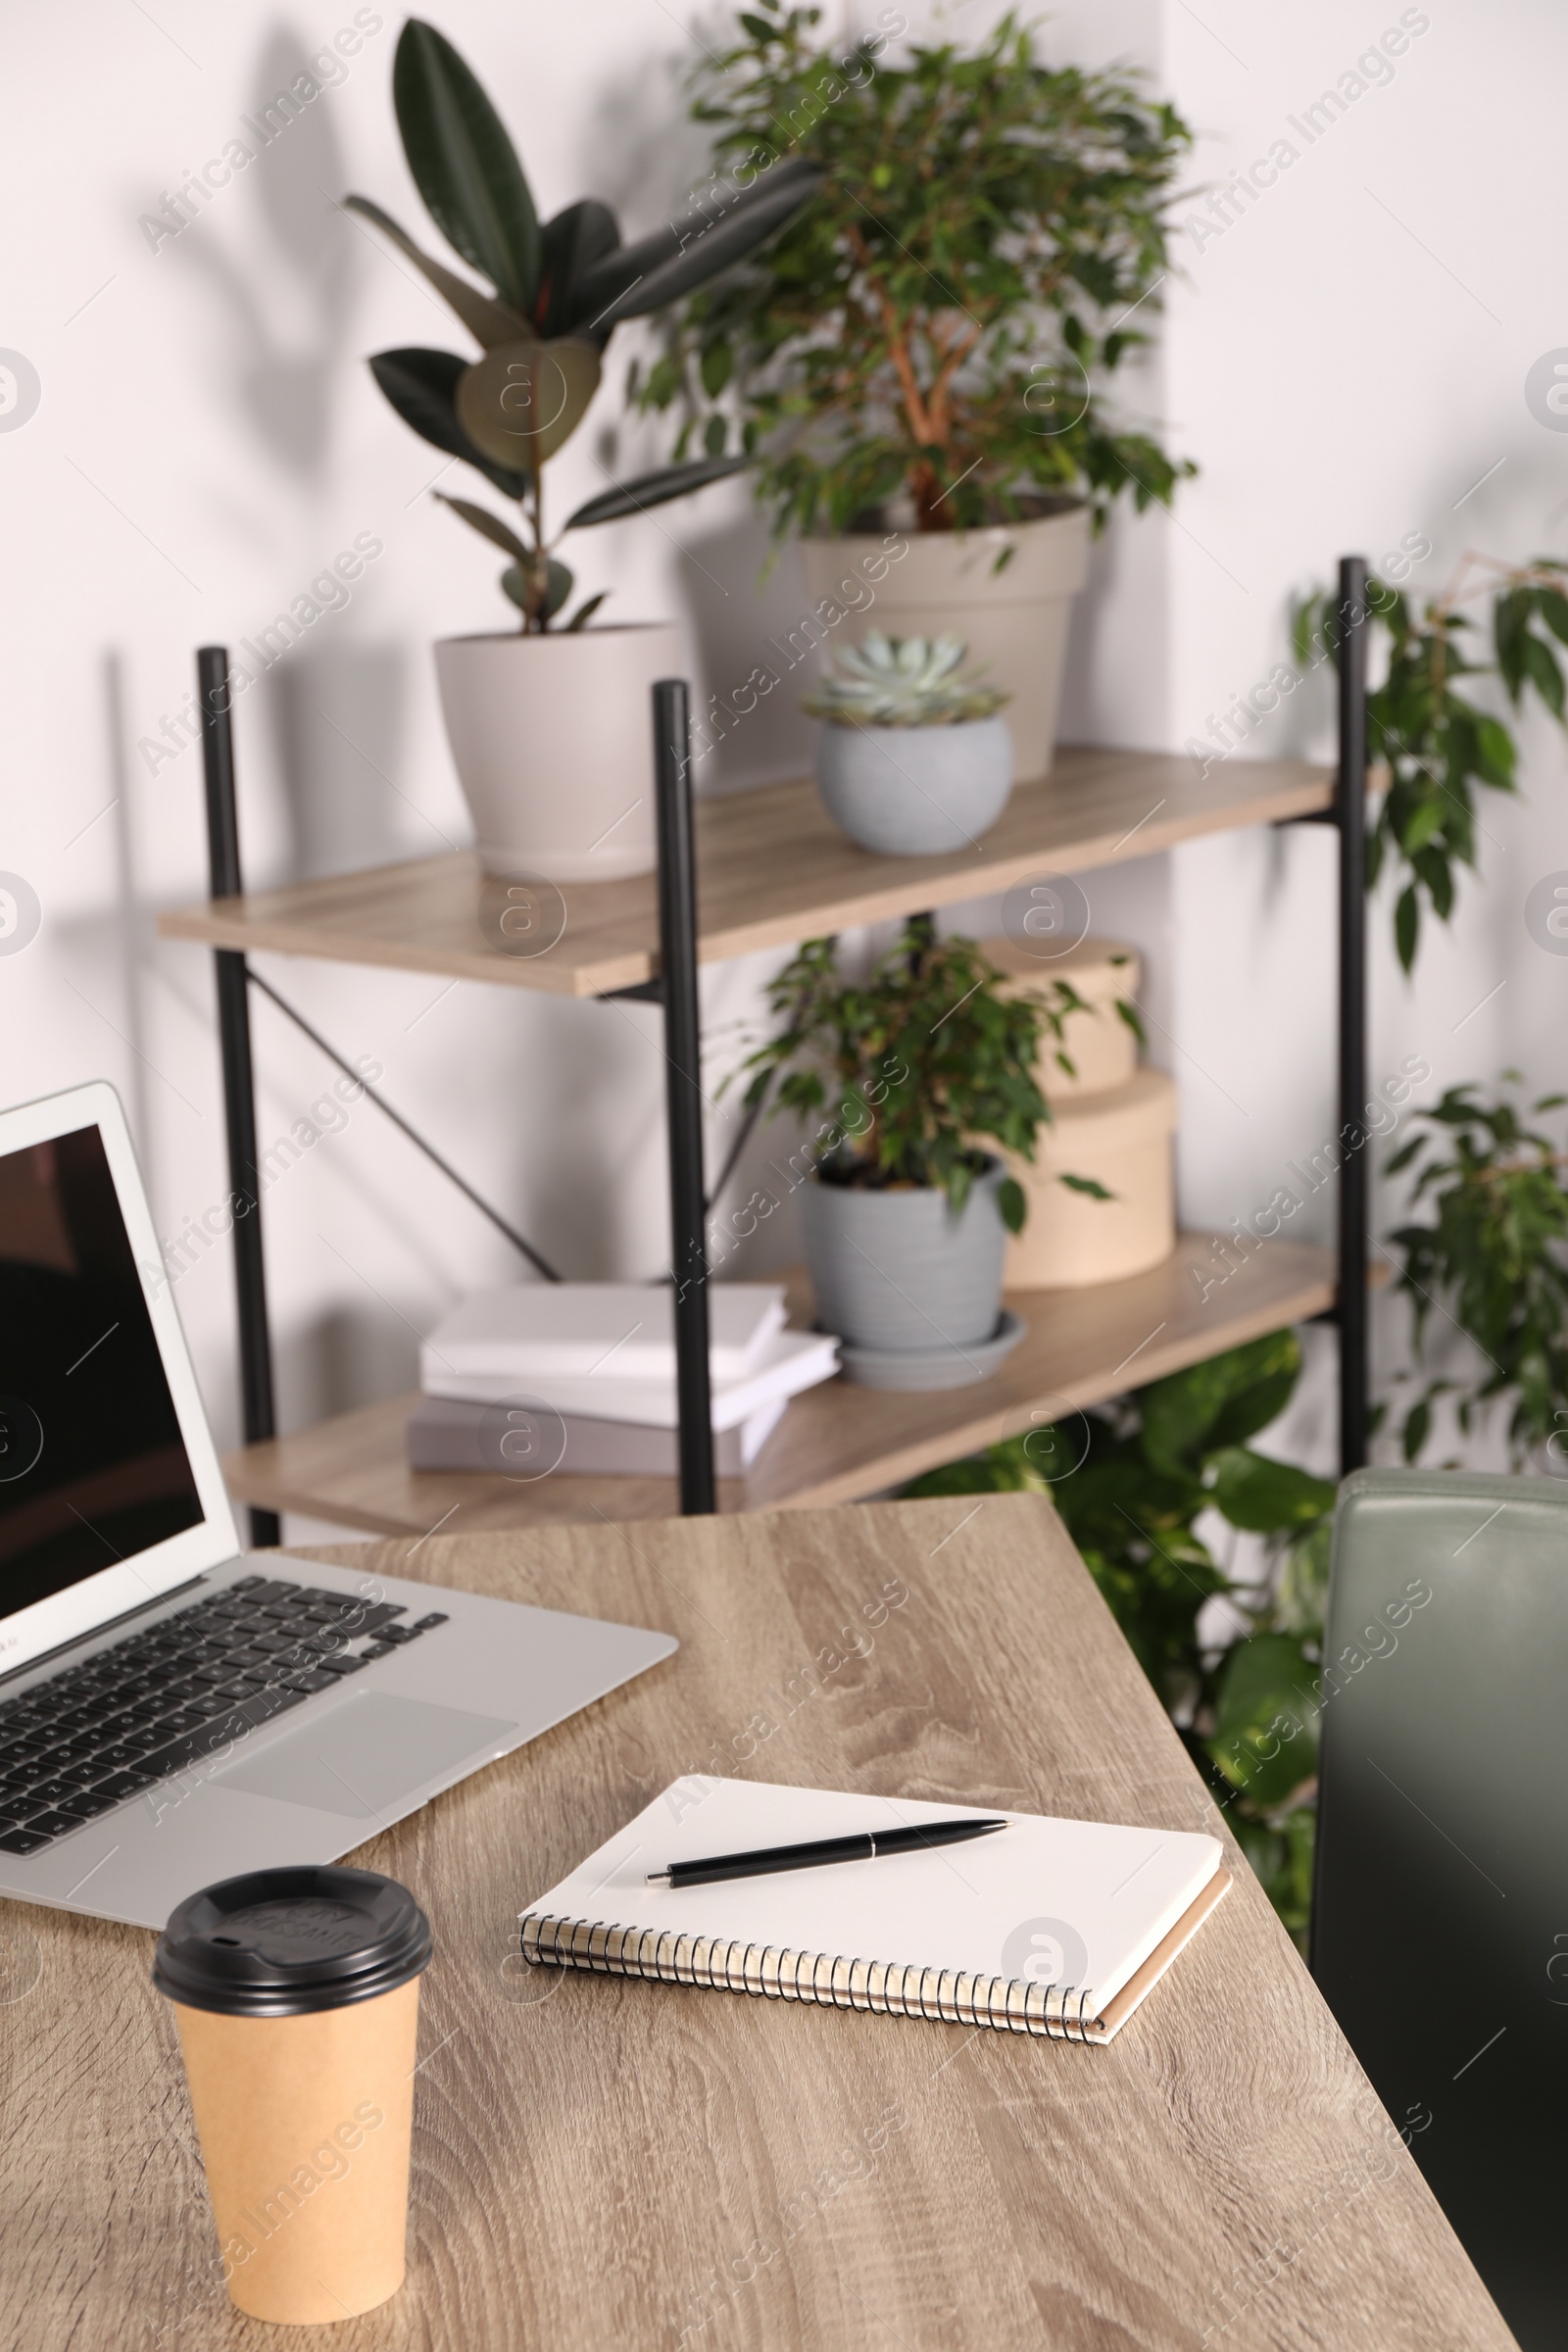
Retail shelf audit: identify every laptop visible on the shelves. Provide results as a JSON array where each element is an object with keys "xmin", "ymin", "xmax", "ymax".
[{"xmin": 0, "ymin": 1080, "xmax": 677, "ymax": 1929}]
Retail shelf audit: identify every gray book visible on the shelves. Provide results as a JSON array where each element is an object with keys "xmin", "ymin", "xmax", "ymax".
[{"xmin": 407, "ymin": 1393, "xmax": 788, "ymax": 1480}]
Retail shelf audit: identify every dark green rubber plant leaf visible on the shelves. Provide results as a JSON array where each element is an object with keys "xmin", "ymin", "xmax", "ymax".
[
  {"xmin": 457, "ymin": 338, "xmax": 602, "ymax": 470},
  {"xmin": 567, "ymin": 157, "xmax": 821, "ymax": 332},
  {"xmin": 499, "ymin": 557, "xmax": 573, "ymax": 622},
  {"xmin": 535, "ymin": 200, "xmax": 621, "ymax": 340},
  {"xmin": 564, "ymin": 453, "xmax": 750, "ymax": 529},
  {"xmin": 342, "ymin": 195, "xmax": 530, "ymax": 348},
  {"xmin": 543, "ymin": 558, "xmax": 573, "ymax": 619},
  {"xmin": 432, "ymin": 493, "xmax": 531, "ymax": 564},
  {"xmin": 393, "ymin": 19, "xmax": 540, "ymax": 312},
  {"xmin": 367, "ymin": 347, "xmax": 530, "ymax": 499}
]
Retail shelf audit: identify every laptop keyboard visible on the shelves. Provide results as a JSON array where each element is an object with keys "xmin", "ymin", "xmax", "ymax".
[{"xmin": 0, "ymin": 1575, "xmax": 449, "ymax": 1856}]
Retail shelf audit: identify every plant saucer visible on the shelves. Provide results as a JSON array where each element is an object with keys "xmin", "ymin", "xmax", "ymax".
[{"xmin": 829, "ymin": 1308, "xmax": 1027, "ymax": 1392}]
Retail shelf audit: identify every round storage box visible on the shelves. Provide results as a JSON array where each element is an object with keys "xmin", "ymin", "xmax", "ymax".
[
  {"xmin": 984, "ymin": 935, "xmax": 1142, "ymax": 1101},
  {"xmin": 1005, "ymin": 1067, "xmax": 1178, "ymax": 1289}
]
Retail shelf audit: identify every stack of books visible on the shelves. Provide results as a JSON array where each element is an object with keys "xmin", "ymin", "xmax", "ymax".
[{"xmin": 409, "ymin": 1283, "xmax": 839, "ymax": 1479}]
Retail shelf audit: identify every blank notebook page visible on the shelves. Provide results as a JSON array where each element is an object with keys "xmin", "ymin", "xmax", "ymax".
[{"xmin": 523, "ymin": 1779, "xmax": 1223, "ymax": 2022}]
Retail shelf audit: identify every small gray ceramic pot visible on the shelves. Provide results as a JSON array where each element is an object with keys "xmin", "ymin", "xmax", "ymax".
[
  {"xmin": 813, "ymin": 714, "xmax": 1013, "ymax": 856},
  {"xmin": 802, "ymin": 1157, "xmax": 1007, "ymax": 1353}
]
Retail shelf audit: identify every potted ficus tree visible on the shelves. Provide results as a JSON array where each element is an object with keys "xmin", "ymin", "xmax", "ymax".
[
  {"xmin": 640, "ymin": 5, "xmax": 1194, "ymax": 781},
  {"xmin": 347, "ymin": 19, "xmax": 817, "ymax": 879},
  {"xmin": 735, "ymin": 925, "xmax": 1099, "ymax": 1386}
]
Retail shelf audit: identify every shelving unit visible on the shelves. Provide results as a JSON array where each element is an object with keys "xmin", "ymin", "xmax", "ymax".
[
  {"xmin": 220, "ymin": 1242, "xmax": 1343, "ymax": 1537},
  {"xmin": 160, "ymin": 559, "xmax": 1370, "ymax": 1544}
]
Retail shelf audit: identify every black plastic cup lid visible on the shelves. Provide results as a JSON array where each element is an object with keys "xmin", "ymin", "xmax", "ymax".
[{"xmin": 152, "ymin": 1866, "xmax": 432, "ymax": 2018}]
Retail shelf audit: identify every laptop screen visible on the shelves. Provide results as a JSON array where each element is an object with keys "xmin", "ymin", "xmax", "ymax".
[{"xmin": 0, "ymin": 1123, "xmax": 204, "ymax": 1618}]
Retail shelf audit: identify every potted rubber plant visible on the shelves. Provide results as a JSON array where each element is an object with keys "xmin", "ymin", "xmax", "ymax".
[
  {"xmin": 802, "ymin": 633, "xmax": 1011, "ymax": 854},
  {"xmin": 735, "ymin": 925, "xmax": 1088, "ymax": 1386},
  {"xmin": 641, "ymin": 5, "xmax": 1194, "ymax": 781},
  {"xmin": 347, "ymin": 20, "xmax": 817, "ymax": 879}
]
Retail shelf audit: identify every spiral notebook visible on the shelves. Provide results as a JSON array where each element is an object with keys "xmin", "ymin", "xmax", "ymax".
[{"xmin": 519, "ymin": 1780, "xmax": 1231, "ymax": 2044}]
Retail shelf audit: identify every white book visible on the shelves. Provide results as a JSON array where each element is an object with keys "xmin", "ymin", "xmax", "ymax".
[
  {"xmin": 424, "ymin": 1327, "xmax": 839, "ymax": 1432},
  {"xmin": 406, "ymin": 1393, "xmax": 789, "ymax": 1477},
  {"xmin": 520, "ymin": 1780, "xmax": 1230, "ymax": 2045},
  {"xmin": 421, "ymin": 1283, "xmax": 787, "ymax": 1389}
]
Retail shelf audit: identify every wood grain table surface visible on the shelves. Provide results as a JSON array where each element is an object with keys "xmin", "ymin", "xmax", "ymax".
[{"xmin": 0, "ymin": 1495, "xmax": 1513, "ymax": 2352}]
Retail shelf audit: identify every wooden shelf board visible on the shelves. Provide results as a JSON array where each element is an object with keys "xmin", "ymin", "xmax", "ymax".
[
  {"xmin": 222, "ymin": 1233, "xmax": 1337, "ymax": 1539},
  {"xmin": 161, "ymin": 748, "xmax": 1333, "ymax": 1000}
]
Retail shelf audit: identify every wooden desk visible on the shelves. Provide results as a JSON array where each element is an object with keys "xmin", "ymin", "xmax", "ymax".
[{"xmin": 0, "ymin": 1497, "xmax": 1510, "ymax": 2351}]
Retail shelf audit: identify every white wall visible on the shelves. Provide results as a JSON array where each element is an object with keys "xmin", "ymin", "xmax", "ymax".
[
  {"xmin": 1155, "ymin": 0, "xmax": 1568, "ymax": 1476},
  {"xmin": 2, "ymin": 0, "xmax": 1560, "ymax": 1490}
]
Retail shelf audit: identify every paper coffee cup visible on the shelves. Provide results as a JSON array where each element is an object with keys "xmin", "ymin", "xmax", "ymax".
[{"xmin": 153, "ymin": 1865, "xmax": 432, "ymax": 2326}]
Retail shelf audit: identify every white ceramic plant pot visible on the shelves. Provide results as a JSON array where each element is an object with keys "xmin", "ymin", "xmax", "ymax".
[
  {"xmin": 814, "ymin": 714, "xmax": 1013, "ymax": 856},
  {"xmin": 798, "ymin": 506, "xmax": 1092, "ymax": 783},
  {"xmin": 433, "ymin": 622, "xmax": 683, "ymax": 882}
]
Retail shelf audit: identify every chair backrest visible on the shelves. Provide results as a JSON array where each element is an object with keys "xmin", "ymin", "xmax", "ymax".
[{"xmin": 1313, "ymin": 1465, "xmax": 1568, "ymax": 2348}]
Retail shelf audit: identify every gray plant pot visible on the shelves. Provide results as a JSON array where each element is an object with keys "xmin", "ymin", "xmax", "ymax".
[
  {"xmin": 814, "ymin": 714, "xmax": 1013, "ymax": 856},
  {"xmin": 802, "ymin": 1157, "xmax": 1008, "ymax": 1353}
]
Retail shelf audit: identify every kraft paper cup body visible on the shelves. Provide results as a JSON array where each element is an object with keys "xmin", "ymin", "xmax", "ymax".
[
  {"xmin": 154, "ymin": 1867, "xmax": 431, "ymax": 2327},
  {"xmin": 172, "ymin": 1976, "xmax": 420, "ymax": 2323}
]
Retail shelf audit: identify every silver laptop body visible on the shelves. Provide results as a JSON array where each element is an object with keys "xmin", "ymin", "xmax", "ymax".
[{"xmin": 0, "ymin": 1083, "xmax": 675, "ymax": 1929}]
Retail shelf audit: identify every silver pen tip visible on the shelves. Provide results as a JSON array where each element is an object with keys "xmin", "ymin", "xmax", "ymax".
[{"xmin": 645, "ymin": 1869, "xmax": 671, "ymax": 1886}]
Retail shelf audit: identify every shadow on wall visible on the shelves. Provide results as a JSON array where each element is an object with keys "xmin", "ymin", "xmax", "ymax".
[
  {"xmin": 100, "ymin": 653, "xmax": 155, "ymax": 1147},
  {"xmin": 168, "ymin": 27, "xmax": 360, "ymax": 481},
  {"xmin": 678, "ymin": 515, "xmax": 820, "ymax": 794},
  {"xmin": 268, "ymin": 645, "xmax": 427, "ymax": 882},
  {"xmin": 575, "ymin": 45, "xmax": 710, "ymax": 256},
  {"xmin": 280, "ymin": 1300, "xmax": 417, "ymax": 1432},
  {"xmin": 1055, "ymin": 492, "xmax": 1172, "ymax": 753}
]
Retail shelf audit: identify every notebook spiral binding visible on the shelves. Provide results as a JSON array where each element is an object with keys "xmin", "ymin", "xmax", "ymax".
[{"xmin": 519, "ymin": 1914, "xmax": 1105, "ymax": 2042}]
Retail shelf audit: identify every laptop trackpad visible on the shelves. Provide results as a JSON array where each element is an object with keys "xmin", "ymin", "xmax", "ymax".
[{"xmin": 215, "ymin": 1692, "xmax": 518, "ymax": 1817}]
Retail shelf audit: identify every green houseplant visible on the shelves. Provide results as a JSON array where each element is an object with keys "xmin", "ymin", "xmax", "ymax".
[
  {"xmin": 1385, "ymin": 1081, "xmax": 1568, "ymax": 1469},
  {"xmin": 346, "ymin": 18, "xmax": 816, "ymax": 879},
  {"xmin": 642, "ymin": 3, "xmax": 1195, "ymax": 777},
  {"xmin": 906, "ymin": 1329, "xmax": 1337, "ymax": 1944},
  {"xmin": 802, "ymin": 633, "xmax": 1013, "ymax": 853},
  {"xmin": 735, "ymin": 924, "xmax": 1101, "ymax": 1382},
  {"xmin": 1295, "ymin": 547, "xmax": 1568, "ymax": 1464},
  {"xmin": 1295, "ymin": 551, "xmax": 1568, "ymax": 970}
]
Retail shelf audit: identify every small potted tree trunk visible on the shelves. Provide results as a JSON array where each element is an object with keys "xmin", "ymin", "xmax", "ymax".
[
  {"xmin": 734, "ymin": 926, "xmax": 1102, "ymax": 1387},
  {"xmin": 643, "ymin": 11, "xmax": 1194, "ymax": 780},
  {"xmin": 803, "ymin": 634, "xmax": 1011, "ymax": 855},
  {"xmin": 347, "ymin": 20, "xmax": 817, "ymax": 879}
]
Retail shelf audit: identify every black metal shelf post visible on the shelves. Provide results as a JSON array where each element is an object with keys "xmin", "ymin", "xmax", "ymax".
[
  {"xmin": 1335, "ymin": 555, "xmax": 1370, "ymax": 1475},
  {"xmin": 196, "ymin": 645, "xmax": 279, "ymax": 1550},
  {"xmin": 653, "ymin": 680, "xmax": 716, "ymax": 1515},
  {"xmin": 1281, "ymin": 557, "xmax": 1371, "ymax": 1473}
]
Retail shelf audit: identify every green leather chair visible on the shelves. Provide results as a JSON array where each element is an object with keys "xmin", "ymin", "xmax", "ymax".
[{"xmin": 1312, "ymin": 1466, "xmax": 1568, "ymax": 2348}]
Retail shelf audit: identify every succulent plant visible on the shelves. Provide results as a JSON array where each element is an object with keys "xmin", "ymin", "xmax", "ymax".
[
  {"xmin": 802, "ymin": 634, "xmax": 1010, "ymax": 727},
  {"xmin": 346, "ymin": 21, "xmax": 818, "ymax": 628}
]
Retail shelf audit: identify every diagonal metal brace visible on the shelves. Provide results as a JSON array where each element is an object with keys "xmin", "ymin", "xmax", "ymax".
[{"xmin": 246, "ymin": 969, "xmax": 563, "ymax": 1284}]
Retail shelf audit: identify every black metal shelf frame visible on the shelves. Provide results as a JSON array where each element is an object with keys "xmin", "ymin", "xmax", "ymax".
[{"xmin": 192, "ymin": 551, "xmax": 1368, "ymax": 1544}]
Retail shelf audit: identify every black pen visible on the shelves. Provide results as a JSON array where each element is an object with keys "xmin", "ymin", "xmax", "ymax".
[{"xmin": 646, "ymin": 1816, "xmax": 1009, "ymax": 1889}]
